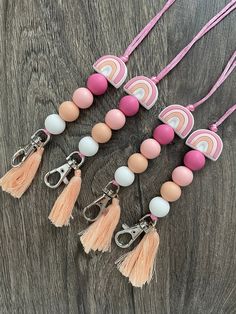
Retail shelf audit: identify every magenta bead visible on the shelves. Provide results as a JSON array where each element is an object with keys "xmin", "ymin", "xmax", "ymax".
[
  {"xmin": 153, "ymin": 124, "xmax": 175, "ymax": 145},
  {"xmin": 118, "ymin": 95, "xmax": 140, "ymax": 117},
  {"xmin": 172, "ymin": 166, "xmax": 193, "ymax": 186},
  {"xmin": 72, "ymin": 87, "xmax": 94, "ymax": 109},
  {"xmin": 105, "ymin": 109, "xmax": 126, "ymax": 130},
  {"xmin": 87, "ymin": 73, "xmax": 108, "ymax": 96},
  {"xmin": 140, "ymin": 138, "xmax": 161, "ymax": 159},
  {"xmin": 184, "ymin": 150, "xmax": 206, "ymax": 171}
]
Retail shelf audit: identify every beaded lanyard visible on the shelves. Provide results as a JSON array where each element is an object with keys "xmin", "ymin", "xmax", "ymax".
[
  {"xmin": 44, "ymin": 1, "xmax": 236, "ymax": 228},
  {"xmin": 114, "ymin": 103, "xmax": 236, "ymax": 288},
  {"xmin": 0, "ymin": 0, "xmax": 176, "ymax": 198}
]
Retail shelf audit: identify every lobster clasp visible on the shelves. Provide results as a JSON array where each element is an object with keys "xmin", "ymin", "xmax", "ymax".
[
  {"xmin": 11, "ymin": 129, "xmax": 50, "ymax": 167},
  {"xmin": 83, "ymin": 181, "xmax": 120, "ymax": 222},
  {"xmin": 44, "ymin": 151, "xmax": 85, "ymax": 189}
]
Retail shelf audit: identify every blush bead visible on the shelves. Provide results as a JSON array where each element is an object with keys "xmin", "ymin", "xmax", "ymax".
[
  {"xmin": 140, "ymin": 138, "xmax": 161, "ymax": 159},
  {"xmin": 58, "ymin": 101, "xmax": 80, "ymax": 122},
  {"xmin": 86, "ymin": 73, "xmax": 108, "ymax": 96},
  {"xmin": 172, "ymin": 166, "xmax": 193, "ymax": 186},
  {"xmin": 91, "ymin": 122, "xmax": 112, "ymax": 143},
  {"xmin": 149, "ymin": 196, "xmax": 170, "ymax": 218},
  {"xmin": 127, "ymin": 153, "xmax": 148, "ymax": 174},
  {"xmin": 118, "ymin": 95, "xmax": 140, "ymax": 116},
  {"xmin": 160, "ymin": 181, "xmax": 181, "ymax": 202},
  {"xmin": 72, "ymin": 87, "xmax": 94, "ymax": 109},
  {"xmin": 153, "ymin": 124, "xmax": 175, "ymax": 145},
  {"xmin": 44, "ymin": 114, "xmax": 66, "ymax": 135},
  {"xmin": 105, "ymin": 109, "xmax": 126, "ymax": 130},
  {"xmin": 184, "ymin": 150, "xmax": 206, "ymax": 171},
  {"xmin": 78, "ymin": 136, "xmax": 99, "ymax": 157},
  {"xmin": 114, "ymin": 166, "xmax": 135, "ymax": 187}
]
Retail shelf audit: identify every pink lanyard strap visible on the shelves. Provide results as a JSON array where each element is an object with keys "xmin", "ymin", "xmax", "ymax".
[
  {"xmin": 210, "ymin": 104, "xmax": 236, "ymax": 132},
  {"xmin": 151, "ymin": 0, "xmax": 236, "ymax": 84},
  {"xmin": 119, "ymin": 0, "xmax": 176, "ymax": 63}
]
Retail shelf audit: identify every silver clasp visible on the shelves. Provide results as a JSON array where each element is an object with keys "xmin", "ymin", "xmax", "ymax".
[
  {"xmin": 44, "ymin": 151, "xmax": 85, "ymax": 189},
  {"xmin": 115, "ymin": 214, "xmax": 157, "ymax": 248},
  {"xmin": 11, "ymin": 129, "xmax": 50, "ymax": 167},
  {"xmin": 83, "ymin": 181, "xmax": 120, "ymax": 222}
]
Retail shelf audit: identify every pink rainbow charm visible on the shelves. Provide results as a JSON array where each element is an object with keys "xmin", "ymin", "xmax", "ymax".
[
  {"xmin": 186, "ymin": 129, "xmax": 223, "ymax": 161},
  {"xmin": 124, "ymin": 76, "xmax": 158, "ymax": 110},
  {"xmin": 158, "ymin": 105, "xmax": 194, "ymax": 139},
  {"xmin": 93, "ymin": 55, "xmax": 128, "ymax": 88}
]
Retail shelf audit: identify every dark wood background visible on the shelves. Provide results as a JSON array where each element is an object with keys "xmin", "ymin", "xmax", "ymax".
[{"xmin": 0, "ymin": 0, "xmax": 235, "ymax": 313}]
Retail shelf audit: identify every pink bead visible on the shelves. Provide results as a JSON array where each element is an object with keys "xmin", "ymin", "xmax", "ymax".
[
  {"xmin": 172, "ymin": 166, "xmax": 193, "ymax": 186},
  {"xmin": 72, "ymin": 87, "xmax": 94, "ymax": 109},
  {"xmin": 140, "ymin": 139, "xmax": 161, "ymax": 159},
  {"xmin": 184, "ymin": 150, "xmax": 206, "ymax": 171},
  {"xmin": 86, "ymin": 73, "xmax": 108, "ymax": 96},
  {"xmin": 153, "ymin": 124, "xmax": 175, "ymax": 145},
  {"xmin": 118, "ymin": 95, "xmax": 140, "ymax": 117},
  {"xmin": 105, "ymin": 109, "xmax": 126, "ymax": 130}
]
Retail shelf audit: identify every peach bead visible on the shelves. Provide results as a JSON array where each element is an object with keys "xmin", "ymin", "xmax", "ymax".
[
  {"xmin": 72, "ymin": 87, "xmax": 94, "ymax": 109},
  {"xmin": 91, "ymin": 123, "xmax": 112, "ymax": 143},
  {"xmin": 140, "ymin": 138, "xmax": 161, "ymax": 159},
  {"xmin": 105, "ymin": 109, "xmax": 126, "ymax": 130},
  {"xmin": 128, "ymin": 153, "xmax": 148, "ymax": 174},
  {"xmin": 160, "ymin": 181, "xmax": 181, "ymax": 202},
  {"xmin": 58, "ymin": 101, "xmax": 80, "ymax": 122}
]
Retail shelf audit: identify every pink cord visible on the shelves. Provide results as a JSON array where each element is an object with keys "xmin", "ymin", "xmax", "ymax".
[
  {"xmin": 209, "ymin": 104, "xmax": 236, "ymax": 132},
  {"xmin": 119, "ymin": 0, "xmax": 176, "ymax": 63},
  {"xmin": 151, "ymin": 0, "xmax": 236, "ymax": 84}
]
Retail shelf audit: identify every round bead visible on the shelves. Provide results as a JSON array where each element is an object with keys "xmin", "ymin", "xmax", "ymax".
[
  {"xmin": 160, "ymin": 181, "xmax": 181, "ymax": 202},
  {"xmin": 114, "ymin": 166, "xmax": 135, "ymax": 187},
  {"xmin": 58, "ymin": 101, "xmax": 80, "ymax": 122},
  {"xmin": 153, "ymin": 124, "xmax": 175, "ymax": 145},
  {"xmin": 127, "ymin": 153, "xmax": 148, "ymax": 174},
  {"xmin": 86, "ymin": 73, "xmax": 108, "ymax": 96},
  {"xmin": 149, "ymin": 197, "xmax": 170, "ymax": 218},
  {"xmin": 44, "ymin": 114, "xmax": 66, "ymax": 135},
  {"xmin": 184, "ymin": 150, "xmax": 206, "ymax": 171},
  {"xmin": 72, "ymin": 87, "xmax": 94, "ymax": 109},
  {"xmin": 140, "ymin": 138, "xmax": 161, "ymax": 159},
  {"xmin": 91, "ymin": 123, "xmax": 112, "ymax": 143},
  {"xmin": 118, "ymin": 95, "xmax": 140, "ymax": 117},
  {"xmin": 172, "ymin": 166, "xmax": 193, "ymax": 186},
  {"xmin": 78, "ymin": 136, "xmax": 99, "ymax": 157},
  {"xmin": 105, "ymin": 109, "xmax": 126, "ymax": 130}
]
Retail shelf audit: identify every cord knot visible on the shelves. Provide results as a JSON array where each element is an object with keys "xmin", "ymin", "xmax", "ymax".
[
  {"xmin": 186, "ymin": 105, "xmax": 195, "ymax": 112},
  {"xmin": 209, "ymin": 124, "xmax": 218, "ymax": 133},
  {"xmin": 119, "ymin": 55, "xmax": 129, "ymax": 63}
]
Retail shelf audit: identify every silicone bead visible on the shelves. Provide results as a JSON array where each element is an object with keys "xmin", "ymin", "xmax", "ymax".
[
  {"xmin": 78, "ymin": 136, "xmax": 99, "ymax": 157},
  {"xmin": 87, "ymin": 73, "xmax": 108, "ymax": 96},
  {"xmin": 114, "ymin": 166, "xmax": 135, "ymax": 187},
  {"xmin": 149, "ymin": 196, "xmax": 170, "ymax": 218},
  {"xmin": 172, "ymin": 166, "xmax": 193, "ymax": 186},
  {"xmin": 59, "ymin": 101, "xmax": 80, "ymax": 122},
  {"xmin": 72, "ymin": 87, "xmax": 94, "ymax": 109},
  {"xmin": 160, "ymin": 181, "xmax": 181, "ymax": 202},
  {"xmin": 45, "ymin": 114, "xmax": 66, "ymax": 135},
  {"xmin": 128, "ymin": 153, "xmax": 148, "ymax": 174},
  {"xmin": 184, "ymin": 150, "xmax": 206, "ymax": 171},
  {"xmin": 140, "ymin": 138, "xmax": 161, "ymax": 159},
  {"xmin": 118, "ymin": 95, "xmax": 140, "ymax": 117},
  {"xmin": 105, "ymin": 109, "xmax": 126, "ymax": 130},
  {"xmin": 91, "ymin": 123, "xmax": 112, "ymax": 143},
  {"xmin": 153, "ymin": 124, "xmax": 175, "ymax": 145}
]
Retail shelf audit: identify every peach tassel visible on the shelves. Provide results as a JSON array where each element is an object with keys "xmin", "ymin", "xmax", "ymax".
[
  {"xmin": 116, "ymin": 229, "xmax": 160, "ymax": 288},
  {"xmin": 48, "ymin": 169, "xmax": 82, "ymax": 227},
  {"xmin": 0, "ymin": 147, "xmax": 44, "ymax": 198},
  {"xmin": 80, "ymin": 197, "xmax": 121, "ymax": 253}
]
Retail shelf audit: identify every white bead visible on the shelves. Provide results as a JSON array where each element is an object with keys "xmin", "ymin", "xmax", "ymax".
[
  {"xmin": 45, "ymin": 114, "xmax": 66, "ymax": 135},
  {"xmin": 78, "ymin": 136, "xmax": 99, "ymax": 157},
  {"xmin": 149, "ymin": 196, "xmax": 170, "ymax": 218},
  {"xmin": 114, "ymin": 166, "xmax": 135, "ymax": 187}
]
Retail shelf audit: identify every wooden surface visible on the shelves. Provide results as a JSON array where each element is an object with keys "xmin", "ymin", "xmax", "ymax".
[{"xmin": 0, "ymin": 0, "xmax": 235, "ymax": 313}]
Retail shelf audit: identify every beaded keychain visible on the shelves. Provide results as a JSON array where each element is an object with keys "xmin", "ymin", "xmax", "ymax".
[
  {"xmin": 44, "ymin": 0, "xmax": 236, "ymax": 229},
  {"xmin": 79, "ymin": 51, "xmax": 236, "ymax": 253},
  {"xmin": 0, "ymin": 0, "xmax": 176, "ymax": 198},
  {"xmin": 113, "ymin": 103, "xmax": 236, "ymax": 288}
]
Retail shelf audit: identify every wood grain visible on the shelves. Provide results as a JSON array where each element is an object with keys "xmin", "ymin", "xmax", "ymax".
[{"xmin": 0, "ymin": 0, "xmax": 235, "ymax": 313}]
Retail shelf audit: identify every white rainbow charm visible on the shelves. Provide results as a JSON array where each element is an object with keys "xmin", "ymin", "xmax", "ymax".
[
  {"xmin": 158, "ymin": 105, "xmax": 194, "ymax": 139},
  {"xmin": 93, "ymin": 55, "xmax": 128, "ymax": 88},
  {"xmin": 124, "ymin": 76, "xmax": 158, "ymax": 110},
  {"xmin": 186, "ymin": 129, "xmax": 223, "ymax": 161}
]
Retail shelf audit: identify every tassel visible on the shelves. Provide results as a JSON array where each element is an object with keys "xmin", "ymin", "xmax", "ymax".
[
  {"xmin": 80, "ymin": 197, "xmax": 121, "ymax": 253},
  {"xmin": 0, "ymin": 147, "xmax": 44, "ymax": 198},
  {"xmin": 116, "ymin": 229, "xmax": 160, "ymax": 288},
  {"xmin": 48, "ymin": 169, "xmax": 82, "ymax": 227}
]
